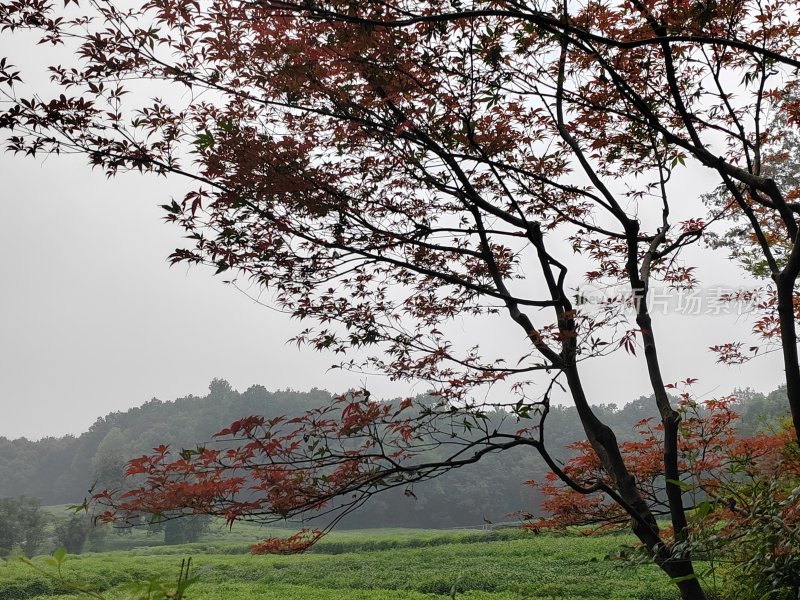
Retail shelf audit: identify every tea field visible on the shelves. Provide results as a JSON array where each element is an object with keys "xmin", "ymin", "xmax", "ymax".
[{"xmin": 1, "ymin": 525, "xmax": 692, "ymax": 600}]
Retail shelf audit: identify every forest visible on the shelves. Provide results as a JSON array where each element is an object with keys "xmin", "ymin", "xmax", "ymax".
[{"xmin": 0, "ymin": 380, "xmax": 790, "ymax": 531}]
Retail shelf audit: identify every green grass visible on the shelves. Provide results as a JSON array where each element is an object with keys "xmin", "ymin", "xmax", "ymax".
[
  {"xmin": 1, "ymin": 528, "xmax": 682, "ymax": 600},
  {"xmin": 109, "ymin": 525, "xmax": 531, "ymax": 556}
]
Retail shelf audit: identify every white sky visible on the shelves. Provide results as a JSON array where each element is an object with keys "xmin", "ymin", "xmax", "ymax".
[
  {"xmin": 0, "ymin": 18, "xmax": 788, "ymax": 441},
  {"xmin": 0, "ymin": 154, "xmax": 416, "ymax": 439},
  {"xmin": 0, "ymin": 149, "xmax": 785, "ymax": 440}
]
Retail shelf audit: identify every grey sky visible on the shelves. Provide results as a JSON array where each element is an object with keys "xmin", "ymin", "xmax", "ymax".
[
  {"xmin": 0, "ymin": 154, "xmax": 414, "ymax": 439},
  {"xmin": 0, "ymin": 147, "xmax": 784, "ymax": 440},
  {"xmin": 0, "ymin": 20, "xmax": 787, "ymax": 441}
]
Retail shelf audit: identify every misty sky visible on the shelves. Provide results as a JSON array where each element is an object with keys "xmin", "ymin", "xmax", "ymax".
[
  {"xmin": 0, "ymin": 23, "xmax": 787, "ymax": 441},
  {"xmin": 0, "ymin": 154, "xmax": 416, "ymax": 439},
  {"xmin": 0, "ymin": 146, "xmax": 785, "ymax": 440}
]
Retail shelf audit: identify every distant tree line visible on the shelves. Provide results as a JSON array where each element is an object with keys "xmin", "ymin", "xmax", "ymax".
[{"xmin": 0, "ymin": 381, "xmax": 790, "ymax": 533}]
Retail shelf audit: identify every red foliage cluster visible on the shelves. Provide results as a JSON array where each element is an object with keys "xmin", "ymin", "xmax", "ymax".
[
  {"xmin": 528, "ymin": 395, "xmax": 799, "ymax": 536},
  {"xmin": 91, "ymin": 392, "xmax": 423, "ymax": 551},
  {"xmin": 250, "ymin": 529, "xmax": 325, "ymax": 555}
]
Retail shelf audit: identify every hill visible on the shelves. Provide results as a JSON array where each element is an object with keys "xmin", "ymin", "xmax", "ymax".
[{"xmin": 0, "ymin": 380, "xmax": 790, "ymax": 529}]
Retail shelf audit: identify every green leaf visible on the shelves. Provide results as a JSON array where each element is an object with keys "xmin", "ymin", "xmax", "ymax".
[
  {"xmin": 669, "ymin": 573, "xmax": 698, "ymax": 584},
  {"xmin": 665, "ymin": 478, "xmax": 694, "ymax": 491},
  {"xmin": 193, "ymin": 130, "xmax": 215, "ymax": 152},
  {"xmin": 694, "ymin": 500, "xmax": 713, "ymax": 520}
]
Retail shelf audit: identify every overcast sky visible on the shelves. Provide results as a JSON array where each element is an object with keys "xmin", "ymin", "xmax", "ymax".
[
  {"xmin": 0, "ymin": 153, "xmax": 417, "ymax": 439},
  {"xmin": 0, "ymin": 22, "xmax": 788, "ymax": 440},
  {"xmin": 0, "ymin": 146, "xmax": 785, "ymax": 440}
]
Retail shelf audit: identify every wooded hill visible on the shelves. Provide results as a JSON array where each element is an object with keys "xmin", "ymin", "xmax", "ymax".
[{"xmin": 0, "ymin": 381, "xmax": 789, "ymax": 529}]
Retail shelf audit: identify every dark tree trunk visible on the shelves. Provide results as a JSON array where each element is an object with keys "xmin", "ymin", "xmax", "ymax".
[
  {"xmin": 563, "ymin": 366, "xmax": 707, "ymax": 600},
  {"xmin": 775, "ymin": 274, "xmax": 800, "ymax": 445}
]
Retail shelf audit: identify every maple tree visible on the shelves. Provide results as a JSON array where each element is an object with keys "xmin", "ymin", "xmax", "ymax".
[
  {"xmin": 535, "ymin": 392, "xmax": 800, "ymax": 598},
  {"xmin": 704, "ymin": 97, "xmax": 800, "ymax": 401},
  {"xmin": 3, "ymin": 1, "xmax": 800, "ymax": 599}
]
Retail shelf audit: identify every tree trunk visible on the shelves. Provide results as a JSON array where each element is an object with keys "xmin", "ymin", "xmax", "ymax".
[
  {"xmin": 667, "ymin": 564, "xmax": 706, "ymax": 600},
  {"xmin": 775, "ymin": 274, "xmax": 800, "ymax": 445},
  {"xmin": 563, "ymin": 366, "xmax": 706, "ymax": 600}
]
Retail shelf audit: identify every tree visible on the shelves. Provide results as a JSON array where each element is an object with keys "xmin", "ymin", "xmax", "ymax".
[
  {"xmin": 144, "ymin": 512, "xmax": 212, "ymax": 546},
  {"xmin": 536, "ymin": 391, "xmax": 800, "ymax": 599},
  {"xmin": 704, "ymin": 99, "xmax": 800, "ymax": 403},
  {"xmin": 54, "ymin": 512, "xmax": 93, "ymax": 554},
  {"xmin": 0, "ymin": 498, "xmax": 18, "ymax": 558},
  {"xmin": 0, "ymin": 496, "xmax": 47, "ymax": 558},
  {"xmin": 3, "ymin": 1, "xmax": 800, "ymax": 598},
  {"xmin": 92, "ymin": 427, "xmax": 132, "ymax": 492},
  {"xmin": 162, "ymin": 515, "xmax": 211, "ymax": 546}
]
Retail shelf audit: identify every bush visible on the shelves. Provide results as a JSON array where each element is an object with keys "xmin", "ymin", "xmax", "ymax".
[
  {"xmin": 716, "ymin": 482, "xmax": 800, "ymax": 600},
  {"xmin": 666, "ymin": 427, "xmax": 800, "ymax": 600}
]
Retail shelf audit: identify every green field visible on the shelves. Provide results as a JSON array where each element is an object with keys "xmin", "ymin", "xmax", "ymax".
[{"xmin": 1, "ymin": 524, "xmax": 687, "ymax": 600}]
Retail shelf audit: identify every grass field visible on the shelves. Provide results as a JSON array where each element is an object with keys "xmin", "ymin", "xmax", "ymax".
[{"xmin": 1, "ymin": 523, "xmax": 687, "ymax": 600}]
